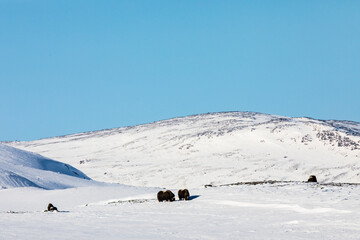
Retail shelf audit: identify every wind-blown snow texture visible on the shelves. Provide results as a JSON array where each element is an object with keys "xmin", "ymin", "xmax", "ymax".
[
  {"xmin": 0, "ymin": 143, "xmax": 92, "ymax": 189},
  {"xmin": 8, "ymin": 112, "xmax": 360, "ymax": 188}
]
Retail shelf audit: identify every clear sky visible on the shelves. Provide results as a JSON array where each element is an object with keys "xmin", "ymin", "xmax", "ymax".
[{"xmin": 1, "ymin": 1, "xmax": 359, "ymax": 141}]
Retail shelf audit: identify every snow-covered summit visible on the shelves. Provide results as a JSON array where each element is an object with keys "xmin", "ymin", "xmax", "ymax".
[
  {"xmin": 0, "ymin": 143, "xmax": 92, "ymax": 189},
  {"xmin": 7, "ymin": 112, "xmax": 360, "ymax": 188}
]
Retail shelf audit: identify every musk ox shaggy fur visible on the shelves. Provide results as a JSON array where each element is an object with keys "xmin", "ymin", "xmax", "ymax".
[
  {"xmin": 157, "ymin": 190, "xmax": 175, "ymax": 202},
  {"xmin": 164, "ymin": 190, "xmax": 175, "ymax": 202},
  {"xmin": 308, "ymin": 175, "xmax": 317, "ymax": 182},
  {"xmin": 47, "ymin": 203, "xmax": 58, "ymax": 212},
  {"xmin": 157, "ymin": 191, "xmax": 166, "ymax": 202},
  {"xmin": 178, "ymin": 189, "xmax": 190, "ymax": 201}
]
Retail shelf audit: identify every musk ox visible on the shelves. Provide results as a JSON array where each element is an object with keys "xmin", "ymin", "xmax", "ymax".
[
  {"xmin": 178, "ymin": 189, "xmax": 190, "ymax": 201},
  {"xmin": 164, "ymin": 190, "xmax": 175, "ymax": 202},
  {"xmin": 157, "ymin": 190, "xmax": 175, "ymax": 202},
  {"xmin": 308, "ymin": 175, "xmax": 317, "ymax": 183},
  {"xmin": 157, "ymin": 191, "xmax": 166, "ymax": 202},
  {"xmin": 47, "ymin": 203, "xmax": 58, "ymax": 212}
]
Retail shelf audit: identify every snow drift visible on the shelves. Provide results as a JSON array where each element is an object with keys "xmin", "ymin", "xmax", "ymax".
[
  {"xmin": 7, "ymin": 112, "xmax": 360, "ymax": 188},
  {"xmin": 0, "ymin": 143, "xmax": 92, "ymax": 189}
]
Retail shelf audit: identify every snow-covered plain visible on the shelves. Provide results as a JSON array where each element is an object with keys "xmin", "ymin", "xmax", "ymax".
[
  {"xmin": 1, "ymin": 183, "xmax": 360, "ymax": 239},
  {"xmin": 1, "ymin": 112, "xmax": 360, "ymax": 239}
]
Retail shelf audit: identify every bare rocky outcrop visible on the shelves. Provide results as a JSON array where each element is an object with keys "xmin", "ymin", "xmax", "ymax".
[{"xmin": 317, "ymin": 131, "xmax": 359, "ymax": 150}]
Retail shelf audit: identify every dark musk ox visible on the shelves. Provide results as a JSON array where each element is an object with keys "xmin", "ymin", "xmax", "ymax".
[
  {"xmin": 157, "ymin": 191, "xmax": 166, "ymax": 202},
  {"xmin": 157, "ymin": 190, "xmax": 175, "ymax": 202},
  {"xmin": 47, "ymin": 203, "xmax": 58, "ymax": 212},
  {"xmin": 308, "ymin": 175, "xmax": 317, "ymax": 183},
  {"xmin": 178, "ymin": 189, "xmax": 190, "ymax": 201},
  {"xmin": 164, "ymin": 190, "xmax": 175, "ymax": 202}
]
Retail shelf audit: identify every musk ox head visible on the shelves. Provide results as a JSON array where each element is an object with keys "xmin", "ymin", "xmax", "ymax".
[
  {"xmin": 178, "ymin": 189, "xmax": 190, "ymax": 201},
  {"xmin": 308, "ymin": 175, "xmax": 317, "ymax": 183}
]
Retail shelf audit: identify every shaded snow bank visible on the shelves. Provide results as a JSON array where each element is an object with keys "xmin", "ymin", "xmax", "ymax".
[{"xmin": 0, "ymin": 144, "xmax": 93, "ymax": 189}]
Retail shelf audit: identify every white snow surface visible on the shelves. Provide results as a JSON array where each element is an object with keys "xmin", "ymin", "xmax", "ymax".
[
  {"xmin": 1, "ymin": 112, "xmax": 360, "ymax": 239},
  {"xmin": 0, "ymin": 143, "xmax": 92, "ymax": 189},
  {"xmin": 7, "ymin": 112, "xmax": 360, "ymax": 188},
  {"xmin": 1, "ymin": 183, "xmax": 360, "ymax": 239}
]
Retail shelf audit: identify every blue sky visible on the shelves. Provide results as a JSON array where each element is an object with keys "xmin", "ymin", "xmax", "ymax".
[{"xmin": 1, "ymin": 1, "xmax": 359, "ymax": 141}]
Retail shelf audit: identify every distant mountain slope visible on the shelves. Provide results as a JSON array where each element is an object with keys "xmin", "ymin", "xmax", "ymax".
[
  {"xmin": 7, "ymin": 112, "xmax": 360, "ymax": 188},
  {"xmin": 0, "ymin": 143, "xmax": 92, "ymax": 189}
]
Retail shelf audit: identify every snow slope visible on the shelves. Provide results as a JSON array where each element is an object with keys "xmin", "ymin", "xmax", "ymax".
[
  {"xmin": 7, "ymin": 112, "xmax": 360, "ymax": 188},
  {"xmin": 0, "ymin": 143, "xmax": 93, "ymax": 189}
]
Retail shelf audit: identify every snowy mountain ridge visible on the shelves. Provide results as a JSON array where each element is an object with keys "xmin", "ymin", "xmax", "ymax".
[{"xmin": 6, "ymin": 112, "xmax": 360, "ymax": 188}]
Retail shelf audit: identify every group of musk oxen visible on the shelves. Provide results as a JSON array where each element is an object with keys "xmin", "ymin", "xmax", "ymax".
[
  {"xmin": 44, "ymin": 176, "xmax": 317, "ymax": 211},
  {"xmin": 157, "ymin": 189, "xmax": 190, "ymax": 202}
]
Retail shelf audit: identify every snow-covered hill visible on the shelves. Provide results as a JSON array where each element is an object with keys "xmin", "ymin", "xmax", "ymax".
[
  {"xmin": 0, "ymin": 143, "xmax": 92, "ymax": 189},
  {"xmin": 7, "ymin": 112, "xmax": 360, "ymax": 188}
]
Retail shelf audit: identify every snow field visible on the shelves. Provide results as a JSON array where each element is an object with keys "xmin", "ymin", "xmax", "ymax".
[{"xmin": 1, "ymin": 183, "xmax": 360, "ymax": 240}]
